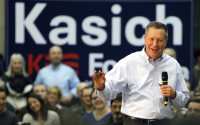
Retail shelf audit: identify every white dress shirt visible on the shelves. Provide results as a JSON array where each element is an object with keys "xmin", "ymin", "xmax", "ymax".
[{"xmin": 97, "ymin": 48, "xmax": 190, "ymax": 119}]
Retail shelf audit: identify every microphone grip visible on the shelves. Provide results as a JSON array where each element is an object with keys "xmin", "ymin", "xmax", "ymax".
[{"xmin": 162, "ymin": 81, "xmax": 168, "ymax": 106}]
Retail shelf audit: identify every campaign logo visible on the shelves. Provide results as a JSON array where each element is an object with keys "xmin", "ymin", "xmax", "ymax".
[{"xmin": 28, "ymin": 53, "xmax": 79, "ymax": 75}]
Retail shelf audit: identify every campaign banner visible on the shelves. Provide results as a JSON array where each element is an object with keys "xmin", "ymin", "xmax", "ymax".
[{"xmin": 6, "ymin": 0, "xmax": 193, "ymax": 82}]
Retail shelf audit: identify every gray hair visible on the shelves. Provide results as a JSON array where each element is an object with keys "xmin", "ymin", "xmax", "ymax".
[
  {"xmin": 145, "ymin": 21, "xmax": 168, "ymax": 40},
  {"xmin": 5, "ymin": 53, "xmax": 28, "ymax": 77}
]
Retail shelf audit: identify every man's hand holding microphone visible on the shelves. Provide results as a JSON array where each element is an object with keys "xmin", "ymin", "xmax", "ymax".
[{"xmin": 159, "ymin": 72, "xmax": 176, "ymax": 106}]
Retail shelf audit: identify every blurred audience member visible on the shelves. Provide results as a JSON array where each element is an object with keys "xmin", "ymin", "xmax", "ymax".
[
  {"xmin": 34, "ymin": 46, "xmax": 80, "ymax": 105},
  {"xmin": 164, "ymin": 48, "xmax": 190, "ymax": 82},
  {"xmin": 0, "ymin": 54, "xmax": 4, "ymax": 77},
  {"xmin": 33, "ymin": 84, "xmax": 47, "ymax": 102},
  {"xmin": 195, "ymin": 83, "xmax": 200, "ymax": 97},
  {"xmin": 18, "ymin": 84, "xmax": 48, "ymax": 121},
  {"xmin": 0, "ymin": 87, "xmax": 18, "ymax": 125},
  {"xmin": 68, "ymin": 86, "xmax": 94, "ymax": 125},
  {"xmin": 47, "ymin": 86, "xmax": 62, "ymax": 107},
  {"xmin": 22, "ymin": 93, "xmax": 60, "ymax": 125},
  {"xmin": 0, "ymin": 53, "xmax": 32, "ymax": 111},
  {"xmin": 102, "ymin": 93, "xmax": 123, "ymax": 125},
  {"xmin": 80, "ymin": 89, "xmax": 111, "ymax": 125},
  {"xmin": 70, "ymin": 82, "xmax": 89, "ymax": 110},
  {"xmin": 77, "ymin": 82, "xmax": 89, "ymax": 101},
  {"xmin": 180, "ymin": 97, "xmax": 200, "ymax": 124},
  {"xmin": 194, "ymin": 49, "xmax": 200, "ymax": 91},
  {"xmin": 163, "ymin": 47, "xmax": 177, "ymax": 59},
  {"xmin": 47, "ymin": 86, "xmax": 69, "ymax": 125},
  {"xmin": 187, "ymin": 97, "xmax": 200, "ymax": 118}
]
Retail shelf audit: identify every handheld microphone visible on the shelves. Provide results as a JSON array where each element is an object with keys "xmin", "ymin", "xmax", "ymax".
[{"xmin": 162, "ymin": 72, "xmax": 168, "ymax": 106}]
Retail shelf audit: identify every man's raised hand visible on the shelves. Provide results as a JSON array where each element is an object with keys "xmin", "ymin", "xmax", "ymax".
[{"xmin": 91, "ymin": 70, "xmax": 106, "ymax": 91}]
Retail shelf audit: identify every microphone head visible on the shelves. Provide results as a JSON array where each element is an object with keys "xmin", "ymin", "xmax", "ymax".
[{"xmin": 162, "ymin": 72, "xmax": 168, "ymax": 81}]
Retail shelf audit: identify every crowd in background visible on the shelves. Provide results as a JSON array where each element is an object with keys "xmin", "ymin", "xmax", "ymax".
[{"xmin": 0, "ymin": 46, "xmax": 200, "ymax": 125}]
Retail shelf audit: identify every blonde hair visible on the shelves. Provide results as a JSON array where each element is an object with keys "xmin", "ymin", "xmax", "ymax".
[
  {"xmin": 48, "ymin": 86, "xmax": 63, "ymax": 101},
  {"xmin": 5, "ymin": 53, "xmax": 28, "ymax": 77}
]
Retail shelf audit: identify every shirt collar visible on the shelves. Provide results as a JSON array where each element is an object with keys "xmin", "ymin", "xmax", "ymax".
[
  {"xmin": 141, "ymin": 46, "xmax": 164, "ymax": 64},
  {"xmin": 50, "ymin": 63, "xmax": 62, "ymax": 70}
]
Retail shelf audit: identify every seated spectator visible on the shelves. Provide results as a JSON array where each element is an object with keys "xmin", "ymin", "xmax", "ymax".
[
  {"xmin": 0, "ymin": 53, "xmax": 32, "ymax": 111},
  {"xmin": 22, "ymin": 93, "xmax": 60, "ymax": 125},
  {"xmin": 195, "ymin": 83, "xmax": 200, "ymax": 97},
  {"xmin": 176, "ymin": 97, "xmax": 200, "ymax": 125},
  {"xmin": 17, "ymin": 84, "xmax": 48, "ymax": 121},
  {"xmin": 47, "ymin": 86, "xmax": 69, "ymax": 125},
  {"xmin": 80, "ymin": 89, "xmax": 111, "ymax": 125},
  {"xmin": 47, "ymin": 86, "xmax": 64, "ymax": 108},
  {"xmin": 0, "ymin": 87, "xmax": 18, "ymax": 125},
  {"xmin": 194, "ymin": 49, "xmax": 200, "ymax": 91},
  {"xmin": 68, "ymin": 86, "xmax": 94, "ymax": 125},
  {"xmin": 187, "ymin": 97, "xmax": 200, "ymax": 118},
  {"xmin": 70, "ymin": 82, "xmax": 89, "ymax": 110},
  {"xmin": 33, "ymin": 84, "xmax": 60, "ymax": 116},
  {"xmin": 102, "ymin": 93, "xmax": 123, "ymax": 125},
  {"xmin": 34, "ymin": 46, "xmax": 80, "ymax": 105},
  {"xmin": 33, "ymin": 84, "xmax": 47, "ymax": 102}
]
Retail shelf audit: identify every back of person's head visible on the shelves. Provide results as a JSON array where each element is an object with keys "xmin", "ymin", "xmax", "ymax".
[
  {"xmin": 164, "ymin": 48, "xmax": 190, "ymax": 81},
  {"xmin": 5, "ymin": 53, "xmax": 28, "ymax": 77},
  {"xmin": 26, "ymin": 93, "xmax": 48, "ymax": 120},
  {"xmin": 145, "ymin": 21, "xmax": 168, "ymax": 41},
  {"xmin": 163, "ymin": 48, "xmax": 177, "ymax": 59}
]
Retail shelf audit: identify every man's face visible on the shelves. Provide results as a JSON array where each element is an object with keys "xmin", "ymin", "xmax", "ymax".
[
  {"xmin": 0, "ymin": 92, "xmax": 6, "ymax": 112},
  {"xmin": 33, "ymin": 85, "xmax": 47, "ymax": 100},
  {"xmin": 144, "ymin": 27, "xmax": 167, "ymax": 61},
  {"xmin": 49, "ymin": 46, "xmax": 62, "ymax": 65},
  {"xmin": 187, "ymin": 102, "xmax": 200, "ymax": 118},
  {"xmin": 77, "ymin": 83, "xmax": 88, "ymax": 99},
  {"xmin": 111, "ymin": 100, "xmax": 123, "ymax": 123},
  {"xmin": 82, "ymin": 88, "xmax": 92, "ymax": 106}
]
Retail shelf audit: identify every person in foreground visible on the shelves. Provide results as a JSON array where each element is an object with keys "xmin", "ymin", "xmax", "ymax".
[
  {"xmin": 22, "ymin": 93, "xmax": 60, "ymax": 125},
  {"xmin": 0, "ymin": 87, "xmax": 18, "ymax": 125},
  {"xmin": 91, "ymin": 21, "xmax": 190, "ymax": 125}
]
